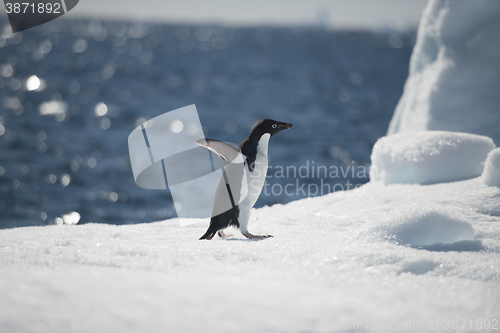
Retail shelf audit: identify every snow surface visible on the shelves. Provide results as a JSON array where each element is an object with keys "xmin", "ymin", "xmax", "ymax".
[
  {"xmin": 370, "ymin": 131, "xmax": 495, "ymax": 185},
  {"xmin": 482, "ymin": 148, "xmax": 500, "ymax": 187},
  {"xmin": 1, "ymin": 174, "xmax": 500, "ymax": 332},
  {"xmin": 2, "ymin": 1, "xmax": 500, "ymax": 331},
  {"xmin": 387, "ymin": 0, "xmax": 500, "ymax": 144}
]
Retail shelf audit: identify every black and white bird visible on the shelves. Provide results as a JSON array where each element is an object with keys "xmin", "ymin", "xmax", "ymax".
[{"xmin": 196, "ymin": 119, "xmax": 293, "ymax": 240}]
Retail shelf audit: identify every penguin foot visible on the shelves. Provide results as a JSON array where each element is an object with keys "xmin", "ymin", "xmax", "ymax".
[
  {"xmin": 217, "ymin": 230, "xmax": 233, "ymax": 239},
  {"xmin": 242, "ymin": 231, "xmax": 273, "ymax": 240}
]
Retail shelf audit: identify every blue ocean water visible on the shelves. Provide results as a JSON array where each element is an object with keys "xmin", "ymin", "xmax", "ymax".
[{"xmin": 0, "ymin": 18, "xmax": 414, "ymax": 228}]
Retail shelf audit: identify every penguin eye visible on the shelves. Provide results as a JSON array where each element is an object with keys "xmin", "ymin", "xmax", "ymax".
[{"xmin": 272, "ymin": 124, "xmax": 278, "ymax": 129}]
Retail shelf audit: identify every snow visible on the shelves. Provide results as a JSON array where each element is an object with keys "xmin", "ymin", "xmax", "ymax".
[
  {"xmin": 370, "ymin": 131, "xmax": 495, "ymax": 185},
  {"xmin": 2, "ymin": 172, "xmax": 500, "ymax": 332},
  {"xmin": 3, "ymin": 127, "xmax": 500, "ymax": 331},
  {"xmin": 387, "ymin": 0, "xmax": 500, "ymax": 144},
  {"xmin": 390, "ymin": 210, "xmax": 476, "ymax": 247},
  {"xmin": 482, "ymin": 148, "xmax": 500, "ymax": 187},
  {"xmin": 2, "ymin": 1, "xmax": 500, "ymax": 331}
]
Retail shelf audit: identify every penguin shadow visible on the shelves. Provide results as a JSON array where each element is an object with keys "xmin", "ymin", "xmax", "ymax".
[
  {"xmin": 220, "ymin": 233, "xmax": 273, "ymax": 242},
  {"xmin": 224, "ymin": 238, "xmax": 272, "ymax": 242}
]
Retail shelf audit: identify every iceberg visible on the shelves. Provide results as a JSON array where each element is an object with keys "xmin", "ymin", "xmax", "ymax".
[{"xmin": 387, "ymin": 0, "xmax": 500, "ymax": 144}]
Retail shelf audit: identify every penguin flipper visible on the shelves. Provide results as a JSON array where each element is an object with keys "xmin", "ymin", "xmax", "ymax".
[{"xmin": 196, "ymin": 138, "xmax": 244, "ymax": 163}]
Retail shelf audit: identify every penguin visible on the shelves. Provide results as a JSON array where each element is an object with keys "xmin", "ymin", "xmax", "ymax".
[{"xmin": 196, "ymin": 119, "xmax": 293, "ymax": 240}]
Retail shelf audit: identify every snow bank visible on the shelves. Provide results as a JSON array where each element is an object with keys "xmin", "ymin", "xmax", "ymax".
[
  {"xmin": 2, "ymin": 176, "xmax": 500, "ymax": 333},
  {"xmin": 390, "ymin": 211, "xmax": 475, "ymax": 246},
  {"xmin": 387, "ymin": 0, "xmax": 500, "ymax": 144},
  {"xmin": 370, "ymin": 131, "xmax": 495, "ymax": 185},
  {"xmin": 482, "ymin": 148, "xmax": 500, "ymax": 187}
]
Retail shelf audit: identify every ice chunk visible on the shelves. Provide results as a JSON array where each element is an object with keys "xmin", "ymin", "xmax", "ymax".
[
  {"xmin": 481, "ymin": 147, "xmax": 500, "ymax": 187},
  {"xmin": 370, "ymin": 131, "xmax": 495, "ymax": 185},
  {"xmin": 387, "ymin": 0, "xmax": 500, "ymax": 144}
]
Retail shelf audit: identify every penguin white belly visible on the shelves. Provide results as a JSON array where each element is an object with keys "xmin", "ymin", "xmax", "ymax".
[{"xmin": 244, "ymin": 133, "xmax": 270, "ymax": 209}]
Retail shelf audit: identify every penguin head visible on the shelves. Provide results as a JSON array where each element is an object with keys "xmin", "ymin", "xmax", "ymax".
[{"xmin": 252, "ymin": 119, "xmax": 294, "ymax": 137}]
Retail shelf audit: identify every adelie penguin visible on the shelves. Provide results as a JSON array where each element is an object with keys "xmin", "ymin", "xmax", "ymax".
[{"xmin": 196, "ymin": 119, "xmax": 293, "ymax": 240}]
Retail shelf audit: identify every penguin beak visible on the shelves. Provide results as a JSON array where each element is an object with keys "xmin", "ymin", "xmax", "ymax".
[{"xmin": 279, "ymin": 122, "xmax": 294, "ymax": 129}]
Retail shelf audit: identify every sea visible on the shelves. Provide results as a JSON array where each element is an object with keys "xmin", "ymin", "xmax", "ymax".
[{"xmin": 0, "ymin": 18, "xmax": 415, "ymax": 228}]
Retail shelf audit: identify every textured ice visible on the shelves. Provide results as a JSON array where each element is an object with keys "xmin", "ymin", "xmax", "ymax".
[
  {"xmin": 370, "ymin": 131, "xmax": 495, "ymax": 185},
  {"xmin": 482, "ymin": 148, "xmax": 500, "ymax": 187},
  {"xmin": 390, "ymin": 211, "xmax": 475, "ymax": 246},
  {"xmin": 387, "ymin": 0, "xmax": 500, "ymax": 144}
]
